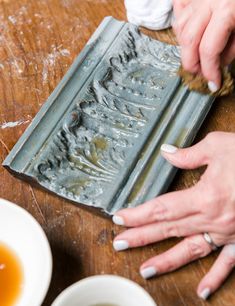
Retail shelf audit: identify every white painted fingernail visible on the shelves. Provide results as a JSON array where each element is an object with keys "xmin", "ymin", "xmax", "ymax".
[
  {"xmin": 225, "ymin": 244, "xmax": 235, "ymax": 257},
  {"xmin": 113, "ymin": 240, "xmax": 129, "ymax": 251},
  {"xmin": 112, "ymin": 215, "xmax": 125, "ymax": 226},
  {"xmin": 140, "ymin": 266, "xmax": 157, "ymax": 279},
  {"xmin": 199, "ymin": 288, "xmax": 211, "ymax": 300},
  {"xmin": 208, "ymin": 81, "xmax": 218, "ymax": 93},
  {"xmin": 161, "ymin": 144, "xmax": 178, "ymax": 153}
]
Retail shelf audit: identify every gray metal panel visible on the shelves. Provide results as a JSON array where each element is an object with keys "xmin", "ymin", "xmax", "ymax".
[{"xmin": 3, "ymin": 17, "xmax": 215, "ymax": 215}]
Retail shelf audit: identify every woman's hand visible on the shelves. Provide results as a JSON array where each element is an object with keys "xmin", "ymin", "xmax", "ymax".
[
  {"xmin": 113, "ymin": 131, "xmax": 235, "ymax": 300},
  {"xmin": 173, "ymin": 0, "xmax": 235, "ymax": 92}
]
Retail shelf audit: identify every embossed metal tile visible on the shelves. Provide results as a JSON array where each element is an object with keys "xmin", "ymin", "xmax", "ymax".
[{"xmin": 3, "ymin": 17, "xmax": 215, "ymax": 215}]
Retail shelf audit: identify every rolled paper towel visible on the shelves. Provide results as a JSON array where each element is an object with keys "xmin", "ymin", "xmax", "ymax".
[
  {"xmin": 178, "ymin": 66, "xmax": 234, "ymax": 97},
  {"xmin": 124, "ymin": 0, "xmax": 173, "ymax": 30}
]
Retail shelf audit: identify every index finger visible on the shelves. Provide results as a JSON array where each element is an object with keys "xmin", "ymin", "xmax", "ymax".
[
  {"xmin": 112, "ymin": 186, "xmax": 201, "ymax": 227},
  {"xmin": 199, "ymin": 11, "xmax": 233, "ymax": 89}
]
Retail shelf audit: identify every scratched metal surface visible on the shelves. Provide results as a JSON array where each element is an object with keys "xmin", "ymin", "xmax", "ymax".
[{"xmin": 3, "ymin": 17, "xmax": 215, "ymax": 214}]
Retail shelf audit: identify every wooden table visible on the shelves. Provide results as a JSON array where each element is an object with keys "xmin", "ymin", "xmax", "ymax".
[{"xmin": 1, "ymin": 1, "xmax": 235, "ymax": 305}]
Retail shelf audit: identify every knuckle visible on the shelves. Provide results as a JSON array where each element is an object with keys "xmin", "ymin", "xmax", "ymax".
[
  {"xmin": 219, "ymin": 213, "xmax": 235, "ymax": 234},
  {"xmin": 199, "ymin": 43, "xmax": 214, "ymax": 59},
  {"xmin": 224, "ymin": 255, "xmax": 235, "ymax": 269},
  {"xmin": 136, "ymin": 234, "xmax": 148, "ymax": 246},
  {"xmin": 184, "ymin": 62, "xmax": 199, "ymax": 74},
  {"xmin": 179, "ymin": 148, "xmax": 191, "ymax": 163},
  {"xmin": 223, "ymin": 213, "xmax": 235, "ymax": 227},
  {"xmin": 185, "ymin": 238, "xmax": 207, "ymax": 259},
  {"xmin": 182, "ymin": 60, "xmax": 195, "ymax": 72},
  {"xmin": 202, "ymin": 182, "xmax": 235, "ymax": 229},
  {"xmin": 204, "ymin": 183, "xmax": 225, "ymax": 211},
  {"xmin": 164, "ymin": 224, "xmax": 180, "ymax": 238},
  {"xmin": 181, "ymin": 32, "xmax": 198, "ymax": 48},
  {"xmin": 179, "ymin": 147, "xmax": 203, "ymax": 169},
  {"xmin": 152, "ymin": 200, "xmax": 169, "ymax": 221},
  {"xmin": 162, "ymin": 259, "xmax": 176, "ymax": 272}
]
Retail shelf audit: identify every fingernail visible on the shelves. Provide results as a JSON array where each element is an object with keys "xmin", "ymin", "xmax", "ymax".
[
  {"xmin": 112, "ymin": 215, "xmax": 125, "ymax": 226},
  {"xmin": 140, "ymin": 266, "xmax": 157, "ymax": 279},
  {"xmin": 113, "ymin": 240, "xmax": 129, "ymax": 251},
  {"xmin": 225, "ymin": 244, "xmax": 235, "ymax": 257},
  {"xmin": 208, "ymin": 81, "xmax": 218, "ymax": 93},
  {"xmin": 199, "ymin": 288, "xmax": 211, "ymax": 300},
  {"xmin": 161, "ymin": 144, "xmax": 178, "ymax": 154}
]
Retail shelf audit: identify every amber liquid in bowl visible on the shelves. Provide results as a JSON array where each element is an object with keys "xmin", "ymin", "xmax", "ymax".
[{"xmin": 0, "ymin": 243, "xmax": 23, "ymax": 306}]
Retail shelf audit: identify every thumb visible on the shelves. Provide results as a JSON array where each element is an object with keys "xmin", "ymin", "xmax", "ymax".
[{"xmin": 160, "ymin": 140, "xmax": 210, "ymax": 169}]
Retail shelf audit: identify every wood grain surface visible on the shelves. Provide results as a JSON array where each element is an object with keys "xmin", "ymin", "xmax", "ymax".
[{"xmin": 0, "ymin": 1, "xmax": 235, "ymax": 305}]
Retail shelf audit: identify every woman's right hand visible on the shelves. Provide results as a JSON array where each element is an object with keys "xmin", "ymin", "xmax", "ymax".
[{"xmin": 173, "ymin": 0, "xmax": 235, "ymax": 92}]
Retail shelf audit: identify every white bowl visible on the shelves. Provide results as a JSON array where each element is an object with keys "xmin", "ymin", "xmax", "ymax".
[
  {"xmin": 52, "ymin": 275, "xmax": 157, "ymax": 306},
  {"xmin": 0, "ymin": 198, "xmax": 52, "ymax": 306}
]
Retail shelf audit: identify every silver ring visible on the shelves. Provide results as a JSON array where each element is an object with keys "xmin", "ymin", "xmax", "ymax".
[{"xmin": 203, "ymin": 233, "xmax": 218, "ymax": 251}]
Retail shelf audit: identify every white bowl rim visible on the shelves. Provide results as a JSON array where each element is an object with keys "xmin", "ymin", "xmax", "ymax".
[
  {"xmin": 0, "ymin": 198, "xmax": 53, "ymax": 306},
  {"xmin": 52, "ymin": 274, "xmax": 157, "ymax": 306}
]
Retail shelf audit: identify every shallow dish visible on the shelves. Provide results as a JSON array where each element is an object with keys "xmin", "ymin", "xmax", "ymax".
[
  {"xmin": 52, "ymin": 274, "xmax": 157, "ymax": 306},
  {"xmin": 0, "ymin": 198, "xmax": 52, "ymax": 306}
]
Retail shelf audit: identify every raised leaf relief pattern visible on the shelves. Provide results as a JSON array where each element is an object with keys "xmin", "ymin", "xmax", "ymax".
[{"xmin": 32, "ymin": 26, "xmax": 180, "ymax": 206}]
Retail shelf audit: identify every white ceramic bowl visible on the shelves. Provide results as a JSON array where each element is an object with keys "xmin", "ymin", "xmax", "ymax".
[
  {"xmin": 52, "ymin": 275, "xmax": 157, "ymax": 306},
  {"xmin": 0, "ymin": 198, "xmax": 52, "ymax": 306}
]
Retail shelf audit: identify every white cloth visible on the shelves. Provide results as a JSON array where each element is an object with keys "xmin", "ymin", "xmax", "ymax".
[{"xmin": 124, "ymin": 0, "xmax": 173, "ymax": 30}]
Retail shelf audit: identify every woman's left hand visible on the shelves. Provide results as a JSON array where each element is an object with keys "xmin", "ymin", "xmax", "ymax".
[{"xmin": 112, "ymin": 131, "xmax": 235, "ymax": 300}]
